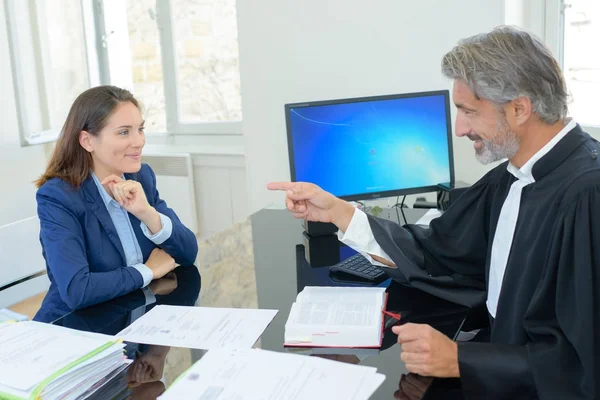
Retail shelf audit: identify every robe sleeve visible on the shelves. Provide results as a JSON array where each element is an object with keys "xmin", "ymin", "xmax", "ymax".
[
  {"xmin": 366, "ymin": 174, "xmax": 493, "ymax": 308},
  {"xmin": 458, "ymin": 179, "xmax": 600, "ymax": 399}
]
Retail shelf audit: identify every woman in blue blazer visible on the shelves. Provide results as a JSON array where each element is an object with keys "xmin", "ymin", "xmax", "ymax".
[{"xmin": 33, "ymin": 86, "xmax": 198, "ymax": 322}]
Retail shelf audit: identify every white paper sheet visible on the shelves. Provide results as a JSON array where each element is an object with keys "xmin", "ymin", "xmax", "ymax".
[
  {"xmin": 116, "ymin": 305, "xmax": 278, "ymax": 349},
  {"xmin": 159, "ymin": 348, "xmax": 385, "ymax": 400}
]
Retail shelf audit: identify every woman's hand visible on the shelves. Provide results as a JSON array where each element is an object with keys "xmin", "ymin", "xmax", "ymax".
[
  {"xmin": 128, "ymin": 346, "xmax": 170, "ymax": 387},
  {"xmin": 145, "ymin": 248, "xmax": 177, "ymax": 280},
  {"xmin": 101, "ymin": 175, "xmax": 162, "ymax": 233},
  {"xmin": 148, "ymin": 272, "xmax": 178, "ymax": 295},
  {"xmin": 129, "ymin": 381, "xmax": 166, "ymax": 399},
  {"xmin": 101, "ymin": 175, "xmax": 150, "ymax": 215}
]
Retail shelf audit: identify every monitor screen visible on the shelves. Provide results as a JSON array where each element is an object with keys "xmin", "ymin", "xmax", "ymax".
[{"xmin": 285, "ymin": 91, "xmax": 454, "ymax": 201}]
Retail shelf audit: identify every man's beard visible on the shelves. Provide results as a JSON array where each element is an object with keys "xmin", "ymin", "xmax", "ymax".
[{"xmin": 472, "ymin": 117, "xmax": 519, "ymax": 165}]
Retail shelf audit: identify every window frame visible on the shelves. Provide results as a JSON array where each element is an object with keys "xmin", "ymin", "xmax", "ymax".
[
  {"xmin": 544, "ymin": 0, "xmax": 600, "ymax": 135},
  {"xmin": 6, "ymin": 0, "xmax": 243, "ymax": 146},
  {"xmin": 97, "ymin": 0, "xmax": 242, "ymax": 136},
  {"xmin": 4, "ymin": 0, "xmax": 97, "ymax": 146}
]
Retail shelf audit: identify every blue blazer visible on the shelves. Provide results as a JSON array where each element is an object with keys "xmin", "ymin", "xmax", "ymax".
[{"xmin": 34, "ymin": 164, "xmax": 198, "ymax": 322}]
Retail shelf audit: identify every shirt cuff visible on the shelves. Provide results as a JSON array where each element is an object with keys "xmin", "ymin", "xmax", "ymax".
[
  {"xmin": 337, "ymin": 208, "xmax": 394, "ymax": 267},
  {"xmin": 140, "ymin": 212, "xmax": 173, "ymax": 245},
  {"xmin": 131, "ymin": 263, "xmax": 154, "ymax": 287},
  {"xmin": 141, "ymin": 286, "xmax": 157, "ymax": 305}
]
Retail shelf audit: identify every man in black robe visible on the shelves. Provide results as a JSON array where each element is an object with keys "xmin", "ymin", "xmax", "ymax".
[{"xmin": 268, "ymin": 26, "xmax": 600, "ymax": 399}]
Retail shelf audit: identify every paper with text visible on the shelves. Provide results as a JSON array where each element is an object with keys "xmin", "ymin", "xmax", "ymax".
[
  {"xmin": 159, "ymin": 348, "xmax": 385, "ymax": 400},
  {"xmin": 117, "ymin": 305, "xmax": 278, "ymax": 349},
  {"xmin": 0, "ymin": 321, "xmax": 114, "ymax": 392}
]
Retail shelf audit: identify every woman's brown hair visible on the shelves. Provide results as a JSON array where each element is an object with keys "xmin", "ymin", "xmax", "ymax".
[{"xmin": 35, "ymin": 85, "xmax": 139, "ymax": 188}]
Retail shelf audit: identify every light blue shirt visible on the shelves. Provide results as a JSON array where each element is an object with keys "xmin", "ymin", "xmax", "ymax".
[{"xmin": 91, "ymin": 172, "xmax": 173, "ymax": 287}]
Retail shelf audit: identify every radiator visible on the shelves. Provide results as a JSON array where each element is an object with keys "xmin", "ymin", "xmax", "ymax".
[{"xmin": 142, "ymin": 153, "xmax": 199, "ymax": 236}]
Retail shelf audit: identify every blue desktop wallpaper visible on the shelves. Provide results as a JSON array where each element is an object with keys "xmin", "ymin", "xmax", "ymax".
[{"xmin": 288, "ymin": 94, "xmax": 452, "ymax": 198}]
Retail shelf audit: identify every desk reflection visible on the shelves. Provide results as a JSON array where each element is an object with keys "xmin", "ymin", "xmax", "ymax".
[
  {"xmin": 51, "ymin": 266, "xmax": 200, "ymax": 400},
  {"xmin": 395, "ymin": 374, "xmax": 433, "ymax": 400},
  {"xmin": 53, "ymin": 265, "xmax": 200, "ymax": 337}
]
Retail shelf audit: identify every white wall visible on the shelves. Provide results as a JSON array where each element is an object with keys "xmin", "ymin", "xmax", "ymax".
[
  {"xmin": 237, "ymin": 0, "xmax": 506, "ymax": 213},
  {"xmin": 0, "ymin": 0, "xmax": 52, "ymax": 307}
]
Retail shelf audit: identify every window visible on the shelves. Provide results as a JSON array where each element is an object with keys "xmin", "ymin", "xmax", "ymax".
[
  {"xmin": 45, "ymin": 0, "xmax": 90, "ymax": 131},
  {"xmin": 172, "ymin": 0, "xmax": 242, "ymax": 123},
  {"xmin": 6, "ymin": 0, "xmax": 243, "ymax": 146},
  {"xmin": 107, "ymin": 0, "xmax": 168, "ymax": 132},
  {"xmin": 101, "ymin": 0, "xmax": 243, "ymax": 135},
  {"xmin": 562, "ymin": 0, "xmax": 600, "ymax": 128},
  {"xmin": 5, "ymin": 0, "xmax": 92, "ymax": 145},
  {"xmin": 546, "ymin": 0, "xmax": 600, "ymax": 130}
]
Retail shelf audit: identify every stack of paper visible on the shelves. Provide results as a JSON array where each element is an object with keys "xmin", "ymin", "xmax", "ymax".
[
  {"xmin": 116, "ymin": 305, "xmax": 278, "ymax": 349},
  {"xmin": 159, "ymin": 348, "xmax": 385, "ymax": 400},
  {"xmin": 0, "ymin": 308, "xmax": 28, "ymax": 323},
  {"xmin": 285, "ymin": 286, "xmax": 388, "ymax": 348},
  {"xmin": 85, "ymin": 365, "xmax": 131, "ymax": 400},
  {"xmin": 0, "ymin": 321, "xmax": 128, "ymax": 400}
]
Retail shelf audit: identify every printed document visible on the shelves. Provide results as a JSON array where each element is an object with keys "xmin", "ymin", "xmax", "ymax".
[{"xmin": 117, "ymin": 305, "xmax": 278, "ymax": 349}]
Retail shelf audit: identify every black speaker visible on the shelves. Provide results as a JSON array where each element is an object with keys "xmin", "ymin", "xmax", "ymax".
[
  {"xmin": 437, "ymin": 181, "xmax": 470, "ymax": 211},
  {"xmin": 302, "ymin": 232, "xmax": 340, "ymax": 267},
  {"xmin": 302, "ymin": 220, "xmax": 338, "ymax": 236}
]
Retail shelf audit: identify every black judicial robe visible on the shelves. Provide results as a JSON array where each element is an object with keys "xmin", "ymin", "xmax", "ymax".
[{"xmin": 367, "ymin": 125, "xmax": 600, "ymax": 399}]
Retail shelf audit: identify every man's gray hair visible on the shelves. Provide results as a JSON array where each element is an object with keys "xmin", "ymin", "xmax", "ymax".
[{"xmin": 442, "ymin": 26, "xmax": 568, "ymax": 124}]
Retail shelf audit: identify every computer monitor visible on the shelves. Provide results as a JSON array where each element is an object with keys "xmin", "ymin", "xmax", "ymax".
[{"xmin": 285, "ymin": 90, "xmax": 455, "ymax": 201}]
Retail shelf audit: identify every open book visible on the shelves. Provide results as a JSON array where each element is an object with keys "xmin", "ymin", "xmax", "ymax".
[
  {"xmin": 284, "ymin": 286, "xmax": 391, "ymax": 348},
  {"xmin": 0, "ymin": 321, "xmax": 128, "ymax": 400}
]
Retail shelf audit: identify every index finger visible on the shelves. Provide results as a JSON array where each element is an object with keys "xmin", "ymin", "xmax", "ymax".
[
  {"xmin": 266, "ymin": 181, "xmax": 300, "ymax": 191},
  {"xmin": 101, "ymin": 174, "xmax": 124, "ymax": 185},
  {"xmin": 393, "ymin": 323, "xmax": 428, "ymax": 343}
]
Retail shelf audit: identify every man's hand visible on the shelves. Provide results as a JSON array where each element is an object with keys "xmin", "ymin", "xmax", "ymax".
[
  {"xmin": 392, "ymin": 323, "xmax": 460, "ymax": 378},
  {"xmin": 266, "ymin": 181, "xmax": 355, "ymax": 231}
]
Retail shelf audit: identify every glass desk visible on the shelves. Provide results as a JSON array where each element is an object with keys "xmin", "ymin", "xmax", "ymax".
[{"xmin": 52, "ymin": 207, "xmax": 471, "ymax": 399}]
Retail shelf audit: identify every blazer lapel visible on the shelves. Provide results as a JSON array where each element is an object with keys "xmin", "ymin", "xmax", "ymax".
[{"xmin": 81, "ymin": 176, "xmax": 127, "ymax": 264}]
